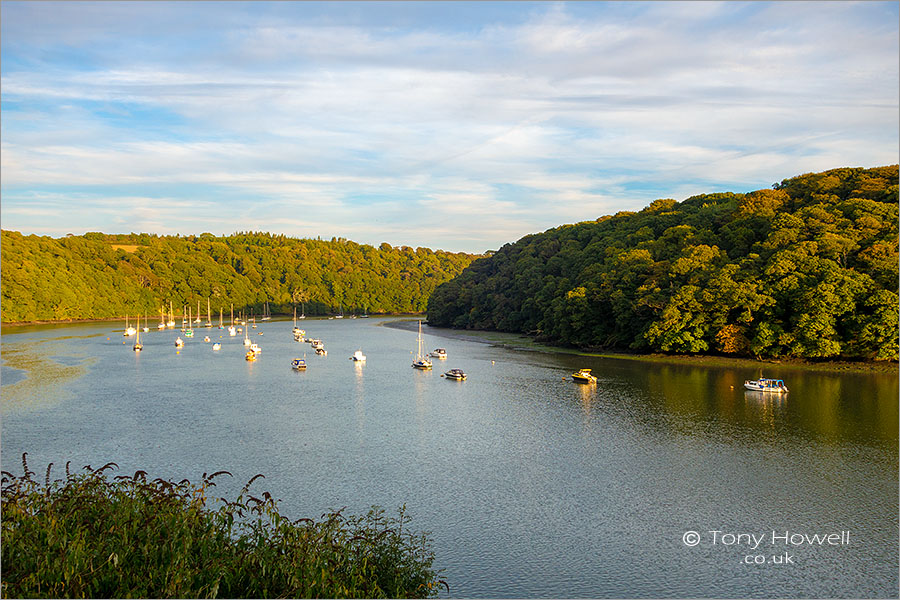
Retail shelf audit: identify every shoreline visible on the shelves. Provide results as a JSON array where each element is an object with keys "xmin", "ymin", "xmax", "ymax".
[
  {"xmin": 380, "ymin": 320, "xmax": 899, "ymax": 375},
  {"xmin": 0, "ymin": 312, "xmax": 425, "ymax": 328}
]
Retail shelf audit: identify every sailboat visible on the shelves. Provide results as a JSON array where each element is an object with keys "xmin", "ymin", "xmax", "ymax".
[
  {"xmin": 204, "ymin": 298, "xmax": 212, "ymax": 327},
  {"xmin": 292, "ymin": 306, "xmax": 304, "ymax": 340},
  {"xmin": 243, "ymin": 324, "xmax": 252, "ymax": 347},
  {"xmin": 142, "ymin": 314, "xmax": 150, "ymax": 333},
  {"xmin": 262, "ymin": 301, "xmax": 271, "ymax": 321},
  {"xmin": 158, "ymin": 306, "xmax": 167, "ymax": 329},
  {"xmin": 184, "ymin": 307, "xmax": 194, "ymax": 338},
  {"xmin": 124, "ymin": 315, "xmax": 136, "ymax": 336},
  {"xmin": 167, "ymin": 301, "xmax": 176, "ymax": 328},
  {"xmin": 335, "ymin": 304, "xmax": 344, "ymax": 319},
  {"xmin": 218, "ymin": 307, "xmax": 224, "ymax": 329},
  {"xmin": 133, "ymin": 319, "xmax": 143, "ymax": 351},
  {"xmin": 411, "ymin": 321, "xmax": 432, "ymax": 370},
  {"xmin": 299, "ymin": 302, "xmax": 306, "ymax": 319},
  {"xmin": 194, "ymin": 300, "xmax": 202, "ymax": 324},
  {"xmin": 228, "ymin": 304, "xmax": 237, "ymax": 337}
]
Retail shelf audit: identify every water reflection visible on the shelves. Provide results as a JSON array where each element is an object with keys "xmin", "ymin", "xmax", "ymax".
[{"xmin": 550, "ymin": 353, "xmax": 898, "ymax": 448}]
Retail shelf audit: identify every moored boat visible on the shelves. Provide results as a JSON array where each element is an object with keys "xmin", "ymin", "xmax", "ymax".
[
  {"xmin": 412, "ymin": 321, "xmax": 432, "ymax": 370},
  {"xmin": 430, "ymin": 348, "xmax": 448, "ymax": 359},
  {"xmin": 245, "ymin": 350, "xmax": 257, "ymax": 361},
  {"xmin": 442, "ymin": 368, "xmax": 466, "ymax": 380},
  {"xmin": 212, "ymin": 342, "xmax": 221, "ymax": 350},
  {"xmin": 350, "ymin": 349, "xmax": 366, "ymax": 362},
  {"xmin": 174, "ymin": 337, "xmax": 184, "ymax": 348},
  {"xmin": 572, "ymin": 368, "xmax": 597, "ymax": 383},
  {"xmin": 744, "ymin": 378, "xmax": 788, "ymax": 393},
  {"xmin": 291, "ymin": 358, "xmax": 307, "ymax": 370}
]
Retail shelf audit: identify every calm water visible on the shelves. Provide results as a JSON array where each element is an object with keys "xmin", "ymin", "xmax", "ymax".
[{"xmin": 2, "ymin": 317, "xmax": 897, "ymax": 598}]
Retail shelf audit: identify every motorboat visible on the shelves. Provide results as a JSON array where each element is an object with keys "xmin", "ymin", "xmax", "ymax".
[
  {"xmin": 430, "ymin": 348, "xmax": 448, "ymax": 359},
  {"xmin": 315, "ymin": 347, "xmax": 327, "ymax": 356},
  {"xmin": 245, "ymin": 350, "xmax": 257, "ymax": 361},
  {"xmin": 442, "ymin": 368, "xmax": 466, "ymax": 380},
  {"xmin": 291, "ymin": 358, "xmax": 307, "ymax": 370},
  {"xmin": 744, "ymin": 378, "xmax": 788, "ymax": 393},
  {"xmin": 212, "ymin": 342, "xmax": 221, "ymax": 350},
  {"xmin": 572, "ymin": 368, "xmax": 597, "ymax": 383},
  {"xmin": 350, "ymin": 349, "xmax": 366, "ymax": 362},
  {"xmin": 174, "ymin": 337, "xmax": 184, "ymax": 348}
]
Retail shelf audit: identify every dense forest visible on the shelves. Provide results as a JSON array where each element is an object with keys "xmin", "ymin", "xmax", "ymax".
[
  {"xmin": 427, "ymin": 166, "xmax": 899, "ymax": 361},
  {"xmin": 0, "ymin": 232, "xmax": 477, "ymax": 324}
]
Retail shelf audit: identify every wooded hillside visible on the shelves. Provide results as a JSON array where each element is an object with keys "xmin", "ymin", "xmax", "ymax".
[
  {"xmin": 427, "ymin": 166, "xmax": 899, "ymax": 361},
  {"xmin": 1, "ymin": 232, "xmax": 478, "ymax": 323}
]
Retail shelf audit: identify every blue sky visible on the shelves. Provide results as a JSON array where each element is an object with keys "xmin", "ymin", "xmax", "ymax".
[{"xmin": 2, "ymin": 1, "xmax": 897, "ymax": 253}]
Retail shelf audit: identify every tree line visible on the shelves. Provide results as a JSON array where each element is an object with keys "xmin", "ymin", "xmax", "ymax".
[
  {"xmin": 427, "ymin": 166, "xmax": 899, "ymax": 361},
  {"xmin": 1, "ymin": 231, "xmax": 478, "ymax": 324}
]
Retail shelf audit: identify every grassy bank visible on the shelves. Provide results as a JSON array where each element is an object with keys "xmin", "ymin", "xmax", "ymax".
[{"xmin": 1, "ymin": 455, "xmax": 446, "ymax": 598}]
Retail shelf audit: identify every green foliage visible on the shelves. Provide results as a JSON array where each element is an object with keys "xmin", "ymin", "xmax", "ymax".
[
  {"xmin": 0, "ymin": 232, "xmax": 477, "ymax": 323},
  {"xmin": 1, "ymin": 454, "xmax": 446, "ymax": 599},
  {"xmin": 428, "ymin": 166, "xmax": 899, "ymax": 361}
]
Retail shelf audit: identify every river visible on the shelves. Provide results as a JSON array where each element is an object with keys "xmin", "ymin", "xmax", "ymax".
[{"xmin": 2, "ymin": 317, "xmax": 897, "ymax": 598}]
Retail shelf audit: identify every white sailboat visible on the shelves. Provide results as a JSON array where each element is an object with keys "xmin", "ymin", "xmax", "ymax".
[
  {"xmin": 262, "ymin": 301, "xmax": 271, "ymax": 321},
  {"xmin": 167, "ymin": 301, "xmax": 176, "ymax": 328},
  {"xmin": 292, "ymin": 306, "xmax": 304, "ymax": 340},
  {"xmin": 124, "ymin": 315, "xmax": 136, "ymax": 336},
  {"xmin": 205, "ymin": 297, "xmax": 212, "ymax": 327},
  {"xmin": 411, "ymin": 321, "xmax": 432, "ymax": 370},
  {"xmin": 133, "ymin": 317, "xmax": 143, "ymax": 351},
  {"xmin": 228, "ymin": 304, "xmax": 237, "ymax": 337},
  {"xmin": 194, "ymin": 300, "xmax": 202, "ymax": 324}
]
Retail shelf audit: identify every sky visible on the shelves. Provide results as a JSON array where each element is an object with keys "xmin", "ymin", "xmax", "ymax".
[{"xmin": 1, "ymin": 1, "xmax": 898, "ymax": 253}]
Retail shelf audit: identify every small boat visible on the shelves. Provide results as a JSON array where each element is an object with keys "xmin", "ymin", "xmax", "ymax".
[
  {"xmin": 442, "ymin": 368, "xmax": 466, "ymax": 380},
  {"xmin": 249, "ymin": 343, "xmax": 262, "ymax": 355},
  {"xmin": 245, "ymin": 350, "xmax": 257, "ymax": 361},
  {"xmin": 412, "ymin": 321, "xmax": 432, "ymax": 370},
  {"xmin": 141, "ymin": 315, "xmax": 149, "ymax": 333},
  {"xmin": 350, "ymin": 349, "xmax": 366, "ymax": 362},
  {"xmin": 292, "ymin": 306, "xmax": 304, "ymax": 339},
  {"xmin": 262, "ymin": 301, "xmax": 271, "ymax": 321},
  {"xmin": 310, "ymin": 339, "xmax": 324, "ymax": 349},
  {"xmin": 430, "ymin": 348, "xmax": 448, "ymax": 359},
  {"xmin": 212, "ymin": 342, "xmax": 221, "ymax": 350},
  {"xmin": 203, "ymin": 336, "xmax": 211, "ymax": 343},
  {"xmin": 315, "ymin": 347, "xmax": 327, "ymax": 356},
  {"xmin": 194, "ymin": 300, "xmax": 202, "ymax": 324},
  {"xmin": 744, "ymin": 378, "xmax": 788, "ymax": 393},
  {"xmin": 291, "ymin": 358, "xmax": 307, "ymax": 370},
  {"xmin": 572, "ymin": 368, "xmax": 597, "ymax": 383},
  {"xmin": 132, "ymin": 325, "xmax": 143, "ymax": 352},
  {"xmin": 174, "ymin": 337, "xmax": 184, "ymax": 348},
  {"xmin": 123, "ymin": 315, "xmax": 136, "ymax": 336}
]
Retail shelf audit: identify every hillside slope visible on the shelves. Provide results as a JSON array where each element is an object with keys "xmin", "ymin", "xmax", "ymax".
[
  {"xmin": 427, "ymin": 166, "xmax": 899, "ymax": 360},
  {"xmin": 1, "ymin": 232, "xmax": 478, "ymax": 323}
]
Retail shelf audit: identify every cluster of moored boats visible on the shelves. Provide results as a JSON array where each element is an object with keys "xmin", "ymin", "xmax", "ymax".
[
  {"xmin": 126, "ymin": 312, "xmax": 788, "ymax": 393},
  {"xmin": 123, "ymin": 315, "xmax": 469, "ymax": 380}
]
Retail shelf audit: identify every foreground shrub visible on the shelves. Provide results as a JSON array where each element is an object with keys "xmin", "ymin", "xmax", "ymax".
[{"xmin": 1, "ymin": 454, "xmax": 446, "ymax": 598}]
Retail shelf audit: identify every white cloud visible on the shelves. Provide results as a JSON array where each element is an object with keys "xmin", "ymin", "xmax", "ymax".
[{"xmin": 1, "ymin": 1, "xmax": 897, "ymax": 252}]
